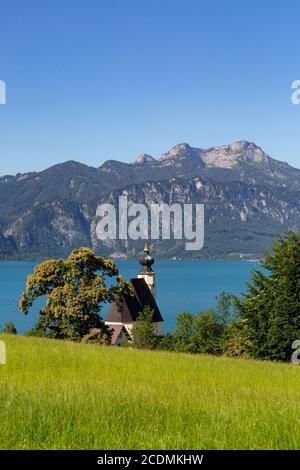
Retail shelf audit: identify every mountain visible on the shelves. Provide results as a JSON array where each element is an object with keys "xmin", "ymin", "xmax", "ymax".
[
  {"xmin": 91, "ymin": 176, "xmax": 300, "ymax": 259},
  {"xmin": 0, "ymin": 140, "xmax": 299, "ymax": 259},
  {"xmin": 133, "ymin": 153, "xmax": 157, "ymax": 165},
  {"xmin": 98, "ymin": 141, "xmax": 300, "ymax": 190}
]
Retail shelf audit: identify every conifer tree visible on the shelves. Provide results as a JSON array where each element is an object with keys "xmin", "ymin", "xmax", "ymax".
[{"xmin": 236, "ymin": 230, "xmax": 300, "ymax": 361}]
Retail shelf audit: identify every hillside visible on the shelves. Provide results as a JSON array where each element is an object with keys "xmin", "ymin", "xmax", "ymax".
[
  {"xmin": 0, "ymin": 334, "xmax": 300, "ymax": 450},
  {"xmin": 93, "ymin": 177, "xmax": 300, "ymax": 259},
  {"xmin": 0, "ymin": 140, "xmax": 300, "ymax": 258}
]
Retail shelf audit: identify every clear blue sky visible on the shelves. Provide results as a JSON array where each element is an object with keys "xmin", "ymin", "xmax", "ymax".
[{"xmin": 1, "ymin": 0, "xmax": 300, "ymax": 175}]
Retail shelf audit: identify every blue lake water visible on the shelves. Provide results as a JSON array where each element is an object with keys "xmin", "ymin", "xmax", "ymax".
[{"xmin": 0, "ymin": 260, "xmax": 259, "ymax": 334}]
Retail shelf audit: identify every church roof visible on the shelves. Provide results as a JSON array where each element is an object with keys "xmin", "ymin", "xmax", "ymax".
[
  {"xmin": 109, "ymin": 324, "xmax": 129, "ymax": 345},
  {"xmin": 106, "ymin": 277, "xmax": 163, "ymax": 324}
]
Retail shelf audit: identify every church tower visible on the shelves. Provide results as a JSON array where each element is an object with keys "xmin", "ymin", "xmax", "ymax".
[
  {"xmin": 138, "ymin": 243, "xmax": 156, "ymax": 299},
  {"xmin": 105, "ymin": 242, "xmax": 163, "ymax": 343}
]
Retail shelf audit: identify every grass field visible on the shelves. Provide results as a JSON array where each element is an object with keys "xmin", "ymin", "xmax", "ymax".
[{"xmin": 0, "ymin": 334, "xmax": 299, "ymax": 450}]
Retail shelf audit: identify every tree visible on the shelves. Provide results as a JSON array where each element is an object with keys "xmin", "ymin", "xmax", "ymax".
[
  {"xmin": 166, "ymin": 293, "xmax": 236, "ymax": 356},
  {"xmin": 2, "ymin": 322, "xmax": 17, "ymax": 334},
  {"xmin": 171, "ymin": 310, "xmax": 227, "ymax": 355},
  {"xmin": 159, "ymin": 332, "xmax": 176, "ymax": 351},
  {"xmin": 19, "ymin": 247, "xmax": 133, "ymax": 342},
  {"xmin": 216, "ymin": 292, "xmax": 235, "ymax": 324},
  {"xmin": 131, "ymin": 306, "xmax": 158, "ymax": 350},
  {"xmin": 235, "ymin": 230, "xmax": 300, "ymax": 361}
]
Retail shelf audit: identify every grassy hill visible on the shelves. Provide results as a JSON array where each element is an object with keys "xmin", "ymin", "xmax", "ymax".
[{"xmin": 0, "ymin": 334, "xmax": 299, "ymax": 450}]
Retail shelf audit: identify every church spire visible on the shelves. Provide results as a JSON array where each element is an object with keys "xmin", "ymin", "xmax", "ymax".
[
  {"xmin": 138, "ymin": 242, "xmax": 156, "ymax": 298},
  {"xmin": 139, "ymin": 242, "xmax": 155, "ymax": 274}
]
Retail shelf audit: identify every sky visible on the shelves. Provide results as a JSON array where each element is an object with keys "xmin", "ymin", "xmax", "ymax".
[{"xmin": 0, "ymin": 0, "xmax": 300, "ymax": 175}]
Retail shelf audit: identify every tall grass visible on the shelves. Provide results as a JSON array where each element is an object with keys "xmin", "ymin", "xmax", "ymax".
[{"xmin": 0, "ymin": 334, "xmax": 299, "ymax": 450}]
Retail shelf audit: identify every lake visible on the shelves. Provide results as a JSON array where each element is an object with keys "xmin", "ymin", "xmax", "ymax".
[{"xmin": 0, "ymin": 260, "xmax": 259, "ymax": 334}]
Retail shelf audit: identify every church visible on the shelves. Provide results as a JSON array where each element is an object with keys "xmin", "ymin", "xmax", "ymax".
[{"xmin": 105, "ymin": 243, "xmax": 164, "ymax": 345}]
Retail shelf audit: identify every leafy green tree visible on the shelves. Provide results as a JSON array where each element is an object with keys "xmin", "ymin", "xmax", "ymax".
[
  {"xmin": 215, "ymin": 292, "xmax": 250, "ymax": 357},
  {"xmin": 222, "ymin": 319, "xmax": 251, "ymax": 358},
  {"xmin": 159, "ymin": 332, "xmax": 176, "ymax": 351},
  {"xmin": 170, "ymin": 309, "xmax": 226, "ymax": 355},
  {"xmin": 131, "ymin": 306, "xmax": 158, "ymax": 350},
  {"xmin": 166, "ymin": 293, "xmax": 236, "ymax": 355},
  {"xmin": 235, "ymin": 230, "xmax": 300, "ymax": 361},
  {"xmin": 19, "ymin": 247, "xmax": 133, "ymax": 342},
  {"xmin": 216, "ymin": 292, "xmax": 235, "ymax": 324},
  {"xmin": 171, "ymin": 311, "xmax": 195, "ymax": 352},
  {"xmin": 2, "ymin": 322, "xmax": 17, "ymax": 334}
]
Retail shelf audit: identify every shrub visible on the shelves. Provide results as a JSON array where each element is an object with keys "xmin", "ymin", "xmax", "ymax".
[
  {"xmin": 81, "ymin": 329, "xmax": 112, "ymax": 345},
  {"xmin": 2, "ymin": 322, "xmax": 17, "ymax": 335},
  {"xmin": 131, "ymin": 306, "xmax": 159, "ymax": 350}
]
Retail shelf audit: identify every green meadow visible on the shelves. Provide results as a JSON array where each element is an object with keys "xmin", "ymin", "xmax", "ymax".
[{"xmin": 0, "ymin": 334, "xmax": 299, "ymax": 450}]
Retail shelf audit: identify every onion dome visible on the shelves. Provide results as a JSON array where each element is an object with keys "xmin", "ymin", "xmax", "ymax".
[{"xmin": 139, "ymin": 243, "xmax": 155, "ymax": 273}]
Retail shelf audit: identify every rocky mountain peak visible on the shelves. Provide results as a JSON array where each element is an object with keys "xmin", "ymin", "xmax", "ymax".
[
  {"xmin": 201, "ymin": 141, "xmax": 270, "ymax": 169},
  {"xmin": 158, "ymin": 140, "xmax": 270, "ymax": 169},
  {"xmin": 236, "ymin": 141, "xmax": 270, "ymax": 163},
  {"xmin": 160, "ymin": 143, "xmax": 193, "ymax": 160},
  {"xmin": 159, "ymin": 143, "xmax": 204, "ymax": 168},
  {"xmin": 0, "ymin": 139, "xmax": 299, "ymax": 259},
  {"xmin": 133, "ymin": 153, "xmax": 157, "ymax": 165}
]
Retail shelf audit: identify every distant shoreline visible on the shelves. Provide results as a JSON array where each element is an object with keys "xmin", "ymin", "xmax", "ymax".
[{"xmin": 0, "ymin": 256, "xmax": 261, "ymax": 263}]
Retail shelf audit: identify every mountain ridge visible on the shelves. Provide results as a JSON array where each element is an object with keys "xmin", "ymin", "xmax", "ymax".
[
  {"xmin": 0, "ymin": 140, "xmax": 299, "ymax": 259},
  {"xmin": 1, "ymin": 140, "xmax": 298, "ymax": 180}
]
